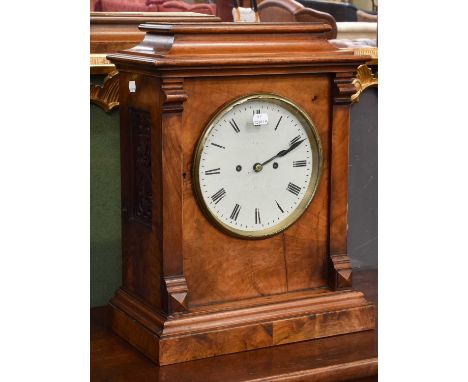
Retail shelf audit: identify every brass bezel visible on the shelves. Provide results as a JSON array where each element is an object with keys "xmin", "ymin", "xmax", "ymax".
[{"xmin": 192, "ymin": 93, "xmax": 323, "ymax": 239}]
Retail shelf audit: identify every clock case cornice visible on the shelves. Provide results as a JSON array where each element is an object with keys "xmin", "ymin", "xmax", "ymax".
[{"xmin": 107, "ymin": 22, "xmax": 369, "ymax": 74}]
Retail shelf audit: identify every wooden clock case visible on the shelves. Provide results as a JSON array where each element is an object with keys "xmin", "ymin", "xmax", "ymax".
[{"xmin": 107, "ymin": 22, "xmax": 375, "ymax": 366}]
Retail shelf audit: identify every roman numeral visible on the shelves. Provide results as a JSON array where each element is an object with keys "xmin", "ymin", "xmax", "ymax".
[
  {"xmin": 255, "ymin": 208, "xmax": 261, "ymax": 224},
  {"xmin": 229, "ymin": 118, "xmax": 240, "ymax": 133},
  {"xmin": 230, "ymin": 203, "xmax": 241, "ymax": 221},
  {"xmin": 275, "ymin": 200, "xmax": 284, "ymax": 213},
  {"xmin": 211, "ymin": 188, "xmax": 226, "ymax": 204},
  {"xmin": 286, "ymin": 182, "xmax": 301, "ymax": 196},
  {"xmin": 293, "ymin": 160, "xmax": 307, "ymax": 167},
  {"xmin": 211, "ymin": 143, "xmax": 225, "ymax": 149},
  {"xmin": 290, "ymin": 135, "xmax": 301, "ymax": 145},
  {"xmin": 205, "ymin": 168, "xmax": 220, "ymax": 175},
  {"xmin": 275, "ymin": 116, "xmax": 283, "ymax": 131}
]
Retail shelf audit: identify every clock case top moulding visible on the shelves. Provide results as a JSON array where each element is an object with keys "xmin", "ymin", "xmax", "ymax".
[{"xmin": 107, "ymin": 22, "xmax": 375, "ymax": 366}]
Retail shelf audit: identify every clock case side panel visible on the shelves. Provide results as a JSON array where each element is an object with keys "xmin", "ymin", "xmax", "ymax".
[
  {"xmin": 110, "ymin": 71, "xmax": 165, "ymax": 310},
  {"xmin": 328, "ymin": 72, "xmax": 358, "ymax": 290},
  {"xmin": 110, "ymin": 72, "xmax": 189, "ymax": 316},
  {"xmin": 108, "ymin": 72, "xmax": 191, "ymax": 364}
]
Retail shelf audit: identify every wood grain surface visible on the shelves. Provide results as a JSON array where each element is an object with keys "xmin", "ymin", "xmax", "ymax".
[
  {"xmin": 182, "ymin": 75, "xmax": 331, "ymax": 306},
  {"xmin": 107, "ymin": 22, "xmax": 374, "ymax": 365},
  {"xmin": 90, "ymin": 12, "xmax": 221, "ymax": 54},
  {"xmin": 92, "ymin": 269, "xmax": 378, "ymax": 382}
]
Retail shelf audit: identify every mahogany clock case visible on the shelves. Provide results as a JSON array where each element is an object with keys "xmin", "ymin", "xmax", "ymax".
[{"xmin": 107, "ymin": 22, "xmax": 375, "ymax": 365}]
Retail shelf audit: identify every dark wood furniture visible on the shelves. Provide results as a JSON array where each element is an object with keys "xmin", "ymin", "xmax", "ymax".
[
  {"xmin": 215, "ymin": 0, "xmax": 235, "ymax": 21},
  {"xmin": 91, "ymin": 269, "xmax": 377, "ymax": 381},
  {"xmin": 107, "ymin": 22, "xmax": 374, "ymax": 365},
  {"xmin": 297, "ymin": 0, "xmax": 360, "ymax": 22},
  {"xmin": 258, "ymin": 0, "xmax": 337, "ymax": 39}
]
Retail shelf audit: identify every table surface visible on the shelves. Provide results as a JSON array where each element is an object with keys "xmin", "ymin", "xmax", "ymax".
[{"xmin": 91, "ymin": 269, "xmax": 377, "ymax": 382}]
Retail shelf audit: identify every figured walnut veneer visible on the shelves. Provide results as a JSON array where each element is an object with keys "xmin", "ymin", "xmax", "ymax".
[
  {"xmin": 107, "ymin": 22, "xmax": 375, "ymax": 365},
  {"xmin": 92, "ymin": 272, "xmax": 378, "ymax": 381}
]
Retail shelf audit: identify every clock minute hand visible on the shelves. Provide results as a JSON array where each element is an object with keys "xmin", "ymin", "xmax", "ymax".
[{"xmin": 261, "ymin": 138, "xmax": 305, "ymax": 167}]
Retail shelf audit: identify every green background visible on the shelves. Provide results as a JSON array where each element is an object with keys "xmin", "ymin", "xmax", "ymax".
[{"xmin": 90, "ymin": 75, "xmax": 122, "ymax": 306}]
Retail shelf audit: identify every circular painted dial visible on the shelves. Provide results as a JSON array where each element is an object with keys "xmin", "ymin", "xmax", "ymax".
[{"xmin": 193, "ymin": 94, "xmax": 322, "ymax": 238}]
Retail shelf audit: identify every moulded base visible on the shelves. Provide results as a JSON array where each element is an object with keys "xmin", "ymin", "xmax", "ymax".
[{"xmin": 110, "ymin": 287, "xmax": 375, "ymax": 365}]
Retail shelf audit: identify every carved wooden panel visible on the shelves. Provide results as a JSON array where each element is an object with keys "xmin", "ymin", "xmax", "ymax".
[{"xmin": 128, "ymin": 107, "xmax": 152, "ymax": 227}]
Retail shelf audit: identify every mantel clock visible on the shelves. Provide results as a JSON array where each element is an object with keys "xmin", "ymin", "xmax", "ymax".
[{"xmin": 108, "ymin": 22, "xmax": 375, "ymax": 365}]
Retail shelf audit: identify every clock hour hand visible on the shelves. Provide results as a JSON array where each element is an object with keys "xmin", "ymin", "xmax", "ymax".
[
  {"xmin": 254, "ymin": 138, "xmax": 305, "ymax": 172},
  {"xmin": 266, "ymin": 138, "xmax": 305, "ymax": 164}
]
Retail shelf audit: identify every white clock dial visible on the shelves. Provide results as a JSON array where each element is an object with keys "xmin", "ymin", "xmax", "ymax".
[{"xmin": 193, "ymin": 94, "xmax": 322, "ymax": 238}]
